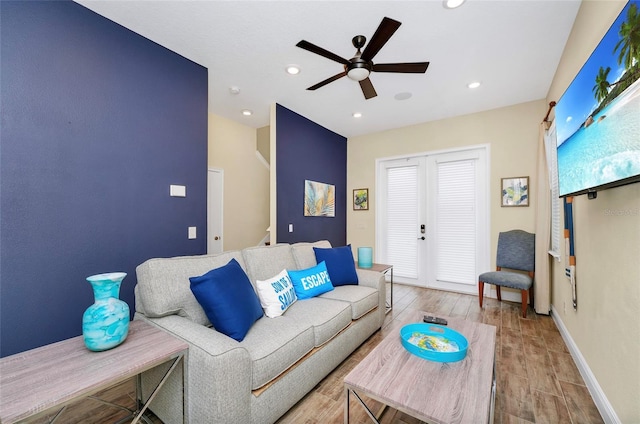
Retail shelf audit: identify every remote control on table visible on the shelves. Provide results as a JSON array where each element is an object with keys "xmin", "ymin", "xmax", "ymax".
[{"xmin": 423, "ymin": 315, "xmax": 448, "ymax": 326}]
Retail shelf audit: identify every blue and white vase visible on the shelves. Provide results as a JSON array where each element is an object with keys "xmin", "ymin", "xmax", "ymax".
[{"xmin": 82, "ymin": 272, "xmax": 130, "ymax": 351}]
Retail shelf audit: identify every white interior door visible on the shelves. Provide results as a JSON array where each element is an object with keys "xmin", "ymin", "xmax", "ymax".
[
  {"xmin": 377, "ymin": 157, "xmax": 426, "ymax": 287},
  {"xmin": 207, "ymin": 168, "xmax": 223, "ymax": 254},
  {"xmin": 425, "ymin": 148, "xmax": 489, "ymax": 294},
  {"xmin": 377, "ymin": 146, "xmax": 489, "ymax": 294}
]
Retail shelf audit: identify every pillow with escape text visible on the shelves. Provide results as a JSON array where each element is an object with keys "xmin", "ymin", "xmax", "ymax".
[{"xmin": 287, "ymin": 261, "xmax": 334, "ymax": 300}]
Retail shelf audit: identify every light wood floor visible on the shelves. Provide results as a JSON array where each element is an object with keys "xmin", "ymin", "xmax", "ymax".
[{"xmin": 25, "ymin": 284, "xmax": 603, "ymax": 424}]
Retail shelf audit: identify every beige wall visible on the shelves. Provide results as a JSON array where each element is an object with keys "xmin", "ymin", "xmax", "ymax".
[
  {"xmin": 347, "ymin": 99, "xmax": 545, "ymax": 273},
  {"xmin": 257, "ymin": 125, "xmax": 270, "ymax": 164},
  {"xmin": 208, "ymin": 113, "xmax": 270, "ymax": 251},
  {"xmin": 547, "ymin": 1, "xmax": 639, "ymax": 421}
]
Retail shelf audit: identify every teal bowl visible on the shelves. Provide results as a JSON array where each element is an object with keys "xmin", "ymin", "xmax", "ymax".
[{"xmin": 400, "ymin": 323, "xmax": 468, "ymax": 363}]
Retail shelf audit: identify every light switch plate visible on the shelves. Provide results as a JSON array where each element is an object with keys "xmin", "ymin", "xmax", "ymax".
[
  {"xmin": 288, "ymin": 224, "xmax": 293, "ymax": 233},
  {"xmin": 170, "ymin": 185, "xmax": 186, "ymax": 197},
  {"xmin": 188, "ymin": 226, "xmax": 197, "ymax": 239}
]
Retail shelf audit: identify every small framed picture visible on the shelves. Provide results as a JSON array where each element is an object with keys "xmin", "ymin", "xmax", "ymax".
[
  {"xmin": 353, "ymin": 188, "xmax": 369, "ymax": 210},
  {"xmin": 501, "ymin": 177, "xmax": 529, "ymax": 207}
]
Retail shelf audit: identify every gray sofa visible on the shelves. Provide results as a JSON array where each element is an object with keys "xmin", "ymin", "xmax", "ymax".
[{"xmin": 134, "ymin": 240, "xmax": 385, "ymax": 424}]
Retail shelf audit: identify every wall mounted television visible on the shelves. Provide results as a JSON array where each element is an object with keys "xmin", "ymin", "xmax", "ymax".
[{"xmin": 555, "ymin": 0, "xmax": 640, "ymax": 198}]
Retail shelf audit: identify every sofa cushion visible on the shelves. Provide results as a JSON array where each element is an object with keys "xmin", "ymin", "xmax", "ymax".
[
  {"xmin": 285, "ymin": 297, "xmax": 352, "ymax": 346},
  {"xmin": 255, "ymin": 269, "xmax": 297, "ymax": 318},
  {"xmin": 320, "ymin": 285, "xmax": 379, "ymax": 319},
  {"xmin": 242, "ymin": 244, "xmax": 297, "ymax": 286},
  {"xmin": 240, "ymin": 316, "xmax": 315, "ymax": 390},
  {"xmin": 288, "ymin": 261, "xmax": 334, "ymax": 299},
  {"xmin": 313, "ymin": 245, "xmax": 359, "ymax": 286},
  {"xmin": 135, "ymin": 251, "xmax": 245, "ymax": 326},
  {"xmin": 291, "ymin": 240, "xmax": 332, "ymax": 269},
  {"xmin": 241, "ymin": 296, "xmax": 353, "ymax": 389},
  {"xmin": 189, "ymin": 258, "xmax": 263, "ymax": 342}
]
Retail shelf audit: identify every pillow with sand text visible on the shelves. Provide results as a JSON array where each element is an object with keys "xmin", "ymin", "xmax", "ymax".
[{"xmin": 255, "ymin": 269, "xmax": 297, "ymax": 318}]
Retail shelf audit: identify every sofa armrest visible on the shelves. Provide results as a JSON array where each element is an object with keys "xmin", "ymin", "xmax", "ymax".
[
  {"xmin": 135, "ymin": 314, "xmax": 252, "ymax": 424},
  {"xmin": 356, "ymin": 268, "xmax": 385, "ymax": 291},
  {"xmin": 356, "ymin": 269, "xmax": 386, "ymax": 323}
]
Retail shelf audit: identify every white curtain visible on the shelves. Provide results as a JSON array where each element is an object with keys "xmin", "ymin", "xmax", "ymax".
[{"xmin": 534, "ymin": 121, "xmax": 551, "ymax": 314}]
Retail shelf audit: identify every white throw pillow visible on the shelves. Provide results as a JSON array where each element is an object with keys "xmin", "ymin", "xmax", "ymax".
[{"xmin": 255, "ymin": 269, "xmax": 297, "ymax": 318}]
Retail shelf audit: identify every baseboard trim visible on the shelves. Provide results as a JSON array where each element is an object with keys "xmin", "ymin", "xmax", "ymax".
[{"xmin": 550, "ymin": 305, "xmax": 620, "ymax": 424}]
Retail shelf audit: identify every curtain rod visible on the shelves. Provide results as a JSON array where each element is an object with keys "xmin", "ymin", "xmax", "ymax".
[{"xmin": 543, "ymin": 101, "xmax": 556, "ymax": 122}]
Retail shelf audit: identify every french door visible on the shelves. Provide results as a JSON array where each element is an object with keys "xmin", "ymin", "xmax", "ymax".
[{"xmin": 376, "ymin": 146, "xmax": 489, "ymax": 294}]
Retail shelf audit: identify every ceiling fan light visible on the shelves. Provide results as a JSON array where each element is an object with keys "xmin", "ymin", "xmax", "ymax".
[{"xmin": 347, "ymin": 67, "xmax": 370, "ymax": 82}]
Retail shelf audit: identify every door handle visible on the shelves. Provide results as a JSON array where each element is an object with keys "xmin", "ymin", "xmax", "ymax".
[
  {"xmin": 214, "ymin": 236, "xmax": 220, "ymax": 240},
  {"xmin": 418, "ymin": 236, "xmax": 425, "ymax": 240}
]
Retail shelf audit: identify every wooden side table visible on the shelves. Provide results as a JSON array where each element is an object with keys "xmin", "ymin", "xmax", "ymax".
[
  {"xmin": 0, "ymin": 319, "xmax": 188, "ymax": 424},
  {"xmin": 356, "ymin": 262, "xmax": 393, "ymax": 314}
]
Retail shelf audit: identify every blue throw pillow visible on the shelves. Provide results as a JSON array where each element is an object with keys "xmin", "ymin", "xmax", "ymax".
[
  {"xmin": 288, "ymin": 261, "xmax": 334, "ymax": 299},
  {"xmin": 313, "ymin": 245, "xmax": 359, "ymax": 286},
  {"xmin": 189, "ymin": 258, "xmax": 263, "ymax": 342}
]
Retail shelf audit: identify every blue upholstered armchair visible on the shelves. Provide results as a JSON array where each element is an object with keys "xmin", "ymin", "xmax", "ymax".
[{"xmin": 478, "ymin": 230, "xmax": 535, "ymax": 318}]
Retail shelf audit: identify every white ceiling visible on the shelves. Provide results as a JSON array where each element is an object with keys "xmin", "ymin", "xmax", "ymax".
[{"xmin": 75, "ymin": 0, "xmax": 581, "ymax": 138}]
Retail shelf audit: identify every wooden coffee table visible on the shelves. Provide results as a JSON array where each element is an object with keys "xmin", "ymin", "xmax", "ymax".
[{"xmin": 344, "ymin": 310, "xmax": 496, "ymax": 424}]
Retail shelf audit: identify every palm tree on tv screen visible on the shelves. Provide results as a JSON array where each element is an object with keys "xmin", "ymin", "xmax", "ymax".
[
  {"xmin": 614, "ymin": 3, "xmax": 640, "ymax": 69},
  {"xmin": 590, "ymin": 2, "xmax": 640, "ymax": 115},
  {"xmin": 593, "ymin": 66, "xmax": 612, "ymax": 102}
]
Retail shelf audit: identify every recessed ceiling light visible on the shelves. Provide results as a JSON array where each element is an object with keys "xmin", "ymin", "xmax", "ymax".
[
  {"xmin": 286, "ymin": 65, "xmax": 300, "ymax": 75},
  {"xmin": 468, "ymin": 81, "xmax": 481, "ymax": 89},
  {"xmin": 229, "ymin": 86, "xmax": 240, "ymax": 95},
  {"xmin": 352, "ymin": 112, "xmax": 362, "ymax": 118},
  {"xmin": 443, "ymin": 0, "xmax": 466, "ymax": 9},
  {"xmin": 394, "ymin": 92, "xmax": 412, "ymax": 101},
  {"xmin": 242, "ymin": 109, "xmax": 253, "ymax": 116}
]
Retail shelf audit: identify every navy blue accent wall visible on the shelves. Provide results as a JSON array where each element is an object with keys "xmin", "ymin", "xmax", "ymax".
[
  {"xmin": 275, "ymin": 104, "xmax": 347, "ymax": 246},
  {"xmin": 0, "ymin": 1, "xmax": 208, "ymax": 357}
]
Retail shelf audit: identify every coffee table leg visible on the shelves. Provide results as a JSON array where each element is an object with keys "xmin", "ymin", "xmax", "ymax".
[
  {"xmin": 344, "ymin": 387, "xmax": 350, "ymax": 424},
  {"xmin": 349, "ymin": 389, "xmax": 381, "ymax": 424}
]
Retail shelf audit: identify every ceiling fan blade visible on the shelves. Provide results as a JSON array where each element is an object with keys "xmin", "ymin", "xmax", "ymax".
[
  {"xmin": 359, "ymin": 78, "xmax": 377, "ymax": 99},
  {"xmin": 373, "ymin": 62, "xmax": 430, "ymax": 73},
  {"xmin": 361, "ymin": 17, "xmax": 401, "ymax": 62},
  {"xmin": 296, "ymin": 40, "xmax": 350, "ymax": 65},
  {"xmin": 307, "ymin": 71, "xmax": 347, "ymax": 91}
]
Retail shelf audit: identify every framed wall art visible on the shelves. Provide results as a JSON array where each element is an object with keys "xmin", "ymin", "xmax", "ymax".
[
  {"xmin": 353, "ymin": 188, "xmax": 369, "ymax": 210},
  {"xmin": 304, "ymin": 180, "xmax": 335, "ymax": 217},
  {"xmin": 501, "ymin": 177, "xmax": 529, "ymax": 207}
]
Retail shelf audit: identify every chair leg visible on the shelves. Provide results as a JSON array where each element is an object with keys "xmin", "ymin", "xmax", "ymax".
[
  {"xmin": 521, "ymin": 290, "xmax": 528, "ymax": 318},
  {"xmin": 496, "ymin": 286, "xmax": 501, "ymax": 301},
  {"xmin": 479, "ymin": 281, "xmax": 484, "ymax": 308}
]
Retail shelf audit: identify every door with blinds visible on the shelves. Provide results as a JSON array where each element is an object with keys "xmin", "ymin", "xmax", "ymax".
[
  {"xmin": 378, "ymin": 157, "xmax": 425, "ymax": 285},
  {"xmin": 378, "ymin": 147, "xmax": 489, "ymax": 293}
]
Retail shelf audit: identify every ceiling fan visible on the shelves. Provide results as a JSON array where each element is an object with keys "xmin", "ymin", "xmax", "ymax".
[{"xmin": 296, "ymin": 17, "xmax": 429, "ymax": 100}]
